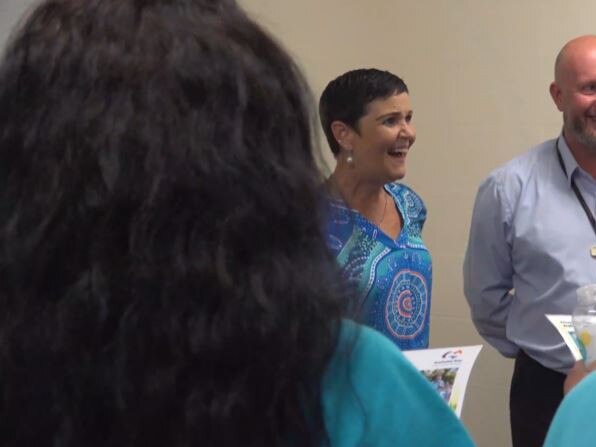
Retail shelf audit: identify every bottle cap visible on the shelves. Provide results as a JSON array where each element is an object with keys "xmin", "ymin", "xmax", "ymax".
[{"xmin": 577, "ymin": 284, "xmax": 596, "ymax": 305}]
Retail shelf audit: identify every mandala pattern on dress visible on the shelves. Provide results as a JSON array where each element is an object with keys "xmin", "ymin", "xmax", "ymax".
[{"xmin": 384, "ymin": 269, "xmax": 428, "ymax": 339}]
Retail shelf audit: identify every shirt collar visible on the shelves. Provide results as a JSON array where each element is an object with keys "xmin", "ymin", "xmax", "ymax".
[{"xmin": 557, "ymin": 133, "xmax": 580, "ymax": 186}]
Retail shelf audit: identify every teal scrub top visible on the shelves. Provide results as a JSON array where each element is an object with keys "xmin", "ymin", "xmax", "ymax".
[
  {"xmin": 544, "ymin": 370, "xmax": 596, "ymax": 447},
  {"xmin": 322, "ymin": 320, "xmax": 475, "ymax": 446}
]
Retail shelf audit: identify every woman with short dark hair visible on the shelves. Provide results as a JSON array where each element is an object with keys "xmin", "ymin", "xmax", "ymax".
[{"xmin": 321, "ymin": 69, "xmax": 431, "ymax": 350}]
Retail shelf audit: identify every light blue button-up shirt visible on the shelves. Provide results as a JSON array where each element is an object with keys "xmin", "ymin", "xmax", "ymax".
[{"xmin": 464, "ymin": 135, "xmax": 596, "ymax": 373}]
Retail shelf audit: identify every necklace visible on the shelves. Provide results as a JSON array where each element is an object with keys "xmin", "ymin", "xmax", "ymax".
[
  {"xmin": 377, "ymin": 191, "xmax": 388, "ymax": 225},
  {"xmin": 328, "ymin": 175, "xmax": 389, "ymax": 226}
]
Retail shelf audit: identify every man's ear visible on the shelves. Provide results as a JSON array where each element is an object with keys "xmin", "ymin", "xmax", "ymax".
[
  {"xmin": 330, "ymin": 121, "xmax": 354, "ymax": 150},
  {"xmin": 550, "ymin": 81, "xmax": 564, "ymax": 112}
]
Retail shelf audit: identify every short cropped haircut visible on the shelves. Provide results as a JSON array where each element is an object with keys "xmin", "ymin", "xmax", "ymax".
[{"xmin": 319, "ymin": 68, "xmax": 409, "ymax": 156}]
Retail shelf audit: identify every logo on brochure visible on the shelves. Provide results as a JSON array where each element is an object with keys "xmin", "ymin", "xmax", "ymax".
[{"xmin": 441, "ymin": 350, "xmax": 463, "ymax": 360}]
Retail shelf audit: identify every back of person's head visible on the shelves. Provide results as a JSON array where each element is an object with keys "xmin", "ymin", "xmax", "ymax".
[
  {"xmin": 319, "ymin": 68, "xmax": 409, "ymax": 156},
  {"xmin": 0, "ymin": 0, "xmax": 341, "ymax": 445}
]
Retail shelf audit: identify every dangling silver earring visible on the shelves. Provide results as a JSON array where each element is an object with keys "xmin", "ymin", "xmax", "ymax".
[{"xmin": 346, "ymin": 150, "xmax": 354, "ymax": 166}]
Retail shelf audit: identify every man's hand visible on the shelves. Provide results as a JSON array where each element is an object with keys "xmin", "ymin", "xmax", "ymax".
[{"xmin": 564, "ymin": 361, "xmax": 596, "ymax": 395}]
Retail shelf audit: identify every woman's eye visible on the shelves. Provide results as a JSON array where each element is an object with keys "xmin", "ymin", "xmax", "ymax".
[{"xmin": 383, "ymin": 117, "xmax": 396, "ymax": 126}]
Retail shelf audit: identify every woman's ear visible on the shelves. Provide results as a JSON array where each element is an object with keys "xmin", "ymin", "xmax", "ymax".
[{"xmin": 330, "ymin": 120, "xmax": 354, "ymax": 151}]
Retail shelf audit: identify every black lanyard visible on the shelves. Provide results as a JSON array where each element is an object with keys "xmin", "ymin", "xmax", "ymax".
[{"xmin": 555, "ymin": 138, "xmax": 596, "ymax": 237}]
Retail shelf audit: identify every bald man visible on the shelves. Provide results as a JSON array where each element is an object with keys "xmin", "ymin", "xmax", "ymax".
[{"xmin": 464, "ymin": 35, "xmax": 596, "ymax": 447}]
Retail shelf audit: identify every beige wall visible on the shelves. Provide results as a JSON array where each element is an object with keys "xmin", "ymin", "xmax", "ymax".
[
  {"xmin": 238, "ymin": 2, "xmax": 596, "ymax": 446},
  {"xmin": 2, "ymin": 1, "xmax": 596, "ymax": 446},
  {"xmin": 0, "ymin": 0, "xmax": 33, "ymax": 45}
]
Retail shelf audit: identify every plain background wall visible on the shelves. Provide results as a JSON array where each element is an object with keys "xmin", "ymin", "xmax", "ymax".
[
  {"xmin": 0, "ymin": 0, "xmax": 32, "ymax": 45},
  {"xmin": 2, "ymin": 1, "xmax": 596, "ymax": 446}
]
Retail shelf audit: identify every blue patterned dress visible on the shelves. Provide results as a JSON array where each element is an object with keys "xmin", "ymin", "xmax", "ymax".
[{"xmin": 324, "ymin": 182, "xmax": 431, "ymax": 350}]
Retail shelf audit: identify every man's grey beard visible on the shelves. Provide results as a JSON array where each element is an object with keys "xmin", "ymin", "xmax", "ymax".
[{"xmin": 566, "ymin": 112, "xmax": 596, "ymax": 152}]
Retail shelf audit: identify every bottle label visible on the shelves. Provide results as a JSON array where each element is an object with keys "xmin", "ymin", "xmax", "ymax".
[
  {"xmin": 577, "ymin": 330, "xmax": 589, "ymax": 360},
  {"xmin": 576, "ymin": 329, "xmax": 596, "ymax": 363}
]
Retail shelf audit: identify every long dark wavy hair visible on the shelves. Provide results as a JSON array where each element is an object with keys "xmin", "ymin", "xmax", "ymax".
[{"xmin": 0, "ymin": 0, "xmax": 343, "ymax": 445}]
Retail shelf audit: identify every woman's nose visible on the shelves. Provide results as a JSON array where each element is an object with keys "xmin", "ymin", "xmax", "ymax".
[{"xmin": 399, "ymin": 122, "xmax": 415, "ymax": 139}]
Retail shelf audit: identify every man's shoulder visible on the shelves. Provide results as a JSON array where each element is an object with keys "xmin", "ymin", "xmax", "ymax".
[{"xmin": 486, "ymin": 138, "xmax": 556, "ymax": 182}]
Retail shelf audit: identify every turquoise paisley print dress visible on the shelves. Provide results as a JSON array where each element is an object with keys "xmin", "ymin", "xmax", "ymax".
[{"xmin": 325, "ymin": 182, "xmax": 431, "ymax": 350}]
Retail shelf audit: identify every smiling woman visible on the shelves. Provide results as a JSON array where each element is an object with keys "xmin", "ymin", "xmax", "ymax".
[{"xmin": 320, "ymin": 68, "xmax": 432, "ymax": 350}]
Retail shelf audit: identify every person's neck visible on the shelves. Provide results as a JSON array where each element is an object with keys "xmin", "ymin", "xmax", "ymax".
[
  {"xmin": 564, "ymin": 130, "xmax": 596, "ymax": 179},
  {"xmin": 329, "ymin": 165, "xmax": 386, "ymax": 214}
]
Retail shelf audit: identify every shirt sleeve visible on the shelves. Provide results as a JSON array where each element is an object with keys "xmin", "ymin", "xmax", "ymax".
[
  {"xmin": 463, "ymin": 171, "xmax": 519, "ymax": 358},
  {"xmin": 323, "ymin": 321, "xmax": 475, "ymax": 447},
  {"xmin": 543, "ymin": 371, "xmax": 596, "ymax": 447}
]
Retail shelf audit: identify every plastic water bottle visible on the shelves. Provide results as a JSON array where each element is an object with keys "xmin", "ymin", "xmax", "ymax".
[{"xmin": 572, "ymin": 284, "xmax": 596, "ymax": 364}]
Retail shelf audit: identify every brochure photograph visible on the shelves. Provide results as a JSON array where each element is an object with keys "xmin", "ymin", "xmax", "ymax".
[{"xmin": 403, "ymin": 345, "xmax": 482, "ymax": 417}]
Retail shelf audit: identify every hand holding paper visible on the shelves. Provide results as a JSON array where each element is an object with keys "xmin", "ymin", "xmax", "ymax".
[{"xmin": 563, "ymin": 360, "xmax": 596, "ymax": 394}]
